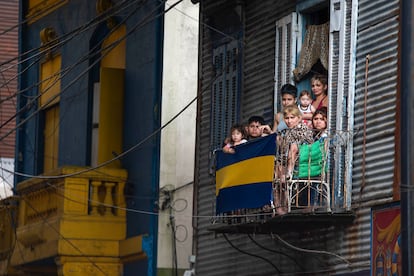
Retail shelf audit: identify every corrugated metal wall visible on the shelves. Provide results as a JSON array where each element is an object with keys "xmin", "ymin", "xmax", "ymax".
[
  {"xmin": 194, "ymin": 0, "xmax": 399, "ymax": 275},
  {"xmin": 0, "ymin": 0, "xmax": 18, "ymax": 159},
  {"xmin": 342, "ymin": 0, "xmax": 399, "ymax": 271},
  {"xmin": 242, "ymin": 1, "xmax": 296, "ymax": 124},
  {"xmin": 195, "ymin": 1, "xmax": 306, "ymax": 275}
]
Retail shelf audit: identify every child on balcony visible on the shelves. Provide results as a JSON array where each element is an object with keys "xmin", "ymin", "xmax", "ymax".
[
  {"xmin": 222, "ymin": 124, "xmax": 248, "ymax": 154},
  {"xmin": 246, "ymin": 115, "xmax": 273, "ymax": 140},
  {"xmin": 298, "ymin": 90, "xmax": 316, "ymax": 129},
  {"xmin": 273, "ymin": 84, "xmax": 298, "ymax": 133}
]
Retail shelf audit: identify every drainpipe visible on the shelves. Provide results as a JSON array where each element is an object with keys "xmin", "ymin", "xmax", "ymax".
[{"xmin": 400, "ymin": 0, "xmax": 414, "ymax": 275}]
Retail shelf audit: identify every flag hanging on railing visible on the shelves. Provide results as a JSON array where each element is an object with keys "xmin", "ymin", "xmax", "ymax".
[{"xmin": 215, "ymin": 133, "xmax": 276, "ymax": 213}]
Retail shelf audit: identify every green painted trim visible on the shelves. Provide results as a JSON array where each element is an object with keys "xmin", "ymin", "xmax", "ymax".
[{"xmin": 157, "ymin": 267, "xmax": 187, "ymax": 276}]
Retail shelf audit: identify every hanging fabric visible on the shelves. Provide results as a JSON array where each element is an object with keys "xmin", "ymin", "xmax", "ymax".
[{"xmin": 293, "ymin": 22, "xmax": 329, "ymax": 81}]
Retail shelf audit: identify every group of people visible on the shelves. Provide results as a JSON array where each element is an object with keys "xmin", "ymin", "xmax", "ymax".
[{"xmin": 221, "ymin": 74, "xmax": 329, "ymax": 215}]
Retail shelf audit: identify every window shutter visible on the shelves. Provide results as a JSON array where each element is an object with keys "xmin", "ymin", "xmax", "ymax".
[
  {"xmin": 40, "ymin": 55, "xmax": 61, "ymax": 173},
  {"xmin": 328, "ymin": 0, "xmax": 354, "ymax": 210},
  {"xmin": 96, "ymin": 68, "xmax": 124, "ymax": 168},
  {"xmin": 274, "ymin": 13, "xmax": 301, "ymax": 113},
  {"xmin": 211, "ymin": 40, "xmax": 240, "ymax": 149},
  {"xmin": 43, "ymin": 105, "xmax": 59, "ymax": 172}
]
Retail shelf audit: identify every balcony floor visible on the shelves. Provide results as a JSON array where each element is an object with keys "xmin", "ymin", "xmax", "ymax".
[{"xmin": 208, "ymin": 210, "xmax": 356, "ymax": 234}]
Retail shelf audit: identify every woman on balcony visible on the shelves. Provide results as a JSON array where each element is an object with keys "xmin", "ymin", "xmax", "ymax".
[{"xmin": 296, "ymin": 107, "xmax": 329, "ymax": 210}]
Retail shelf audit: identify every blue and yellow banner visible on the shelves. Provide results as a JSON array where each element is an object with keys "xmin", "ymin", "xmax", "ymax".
[{"xmin": 215, "ymin": 133, "xmax": 276, "ymax": 213}]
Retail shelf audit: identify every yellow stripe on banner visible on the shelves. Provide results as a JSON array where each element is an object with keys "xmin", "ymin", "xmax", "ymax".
[{"xmin": 216, "ymin": 155, "xmax": 275, "ymax": 195}]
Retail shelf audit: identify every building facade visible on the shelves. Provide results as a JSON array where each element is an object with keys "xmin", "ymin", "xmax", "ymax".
[
  {"xmin": 158, "ymin": 0, "xmax": 198, "ymax": 275},
  {"xmin": 0, "ymin": 0, "xmax": 199, "ymax": 275},
  {"xmin": 193, "ymin": 0, "xmax": 400, "ymax": 275}
]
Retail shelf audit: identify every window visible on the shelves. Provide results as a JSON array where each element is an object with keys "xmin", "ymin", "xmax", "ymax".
[
  {"xmin": 207, "ymin": 3, "xmax": 243, "ymax": 150},
  {"xmin": 274, "ymin": 0, "xmax": 356, "ymax": 210},
  {"xmin": 211, "ymin": 40, "xmax": 240, "ymax": 150},
  {"xmin": 40, "ymin": 54, "xmax": 61, "ymax": 172},
  {"xmin": 92, "ymin": 67, "xmax": 124, "ymax": 168},
  {"xmin": 274, "ymin": 12, "xmax": 301, "ymax": 112},
  {"xmin": 90, "ymin": 24, "xmax": 126, "ymax": 168}
]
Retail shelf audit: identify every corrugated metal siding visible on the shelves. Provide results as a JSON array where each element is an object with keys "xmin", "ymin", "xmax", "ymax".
[
  {"xmin": 194, "ymin": 1, "xmax": 217, "ymax": 273},
  {"xmin": 195, "ymin": 0, "xmax": 400, "ymax": 275},
  {"xmin": 341, "ymin": 0, "xmax": 399, "ymax": 271},
  {"xmin": 242, "ymin": 1, "xmax": 296, "ymax": 124},
  {"xmin": 0, "ymin": 0, "xmax": 18, "ymax": 159},
  {"xmin": 195, "ymin": 1, "xmax": 307, "ymax": 275}
]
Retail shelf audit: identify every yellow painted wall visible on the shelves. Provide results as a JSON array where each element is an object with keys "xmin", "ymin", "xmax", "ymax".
[
  {"xmin": 101, "ymin": 25, "xmax": 126, "ymax": 69},
  {"xmin": 27, "ymin": 0, "xmax": 68, "ymax": 24},
  {"xmin": 97, "ymin": 24, "xmax": 126, "ymax": 168},
  {"xmin": 40, "ymin": 55, "xmax": 61, "ymax": 108},
  {"xmin": 98, "ymin": 68, "xmax": 124, "ymax": 168}
]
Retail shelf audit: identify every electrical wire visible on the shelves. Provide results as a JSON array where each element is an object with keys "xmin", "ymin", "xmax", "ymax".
[
  {"xmin": 0, "ymin": 0, "xmax": 143, "ymax": 72},
  {"xmin": 0, "ymin": 1, "xmax": 356, "ymax": 274},
  {"xmin": 271, "ymin": 233, "xmax": 351, "ymax": 265},
  {"xmin": 20, "ymin": 197, "xmax": 109, "ymax": 276},
  {"xmin": 0, "ymin": 0, "xmax": 337, "ymax": 168},
  {"xmin": 0, "ymin": 0, "xmax": 145, "ymax": 122},
  {"xmin": 1, "ymin": 1, "xmax": 147, "ymax": 178},
  {"xmin": 0, "ymin": 200, "xmax": 19, "ymax": 268},
  {"xmin": 0, "ymin": 2, "xmax": 187, "ymax": 273},
  {"xmin": 247, "ymin": 233, "xmax": 306, "ymax": 272},
  {"xmin": 0, "ymin": 0, "xmax": 165, "ymax": 146},
  {"xmin": 169, "ymin": 204, "xmax": 178, "ymax": 276},
  {"xmin": 222, "ymin": 233, "xmax": 281, "ymax": 274},
  {"xmin": 0, "ymin": 128, "xmax": 352, "ymax": 219},
  {"xmin": 0, "ymin": 0, "xmax": 146, "ymax": 105},
  {"xmin": 0, "ymin": 0, "xmax": 360, "ymax": 264},
  {"xmin": 2, "ymin": 62, "xmax": 194, "ymax": 180},
  {"xmin": 0, "ymin": 1, "xmax": 314, "ymax": 112},
  {"xmin": 1, "ymin": 0, "xmax": 202, "ymax": 183},
  {"xmin": 174, "ymin": 224, "xmax": 188, "ymax": 243}
]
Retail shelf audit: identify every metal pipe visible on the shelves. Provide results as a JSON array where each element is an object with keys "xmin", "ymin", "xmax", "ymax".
[
  {"xmin": 360, "ymin": 54, "xmax": 370, "ymax": 195},
  {"xmin": 400, "ymin": 0, "xmax": 414, "ymax": 274}
]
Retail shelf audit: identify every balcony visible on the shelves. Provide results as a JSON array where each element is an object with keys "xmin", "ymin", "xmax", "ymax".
[
  {"xmin": 2, "ymin": 166, "xmax": 144, "ymax": 275},
  {"xmin": 210, "ymin": 134, "xmax": 355, "ymax": 234}
]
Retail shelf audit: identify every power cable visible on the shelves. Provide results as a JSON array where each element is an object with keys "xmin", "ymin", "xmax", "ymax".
[
  {"xmin": 0, "ymin": 2, "xmax": 183, "ymax": 273},
  {"xmin": 11, "ymin": 0, "xmax": 78, "ymax": 34},
  {"xmin": 168, "ymin": 197, "xmax": 179, "ymax": 276},
  {"xmin": 1, "ymin": 132, "xmax": 353, "ymax": 218},
  {"xmin": 3, "ymin": 1, "xmax": 150, "ymax": 172},
  {"xmin": 0, "ymin": 0, "xmax": 147, "ymax": 105},
  {"xmin": 4, "ymin": 92, "xmax": 195, "ymax": 179},
  {"xmin": 2, "ymin": 31, "xmax": 191, "ymax": 180},
  {"xmin": 0, "ymin": 0, "xmax": 198, "ymax": 183},
  {"xmin": 0, "ymin": 0, "xmax": 147, "ymax": 155},
  {"xmin": 271, "ymin": 233, "xmax": 351, "ymax": 265},
  {"xmin": 0, "ymin": 0, "xmax": 143, "ymax": 71},
  {"xmin": 247, "ymin": 233, "xmax": 305, "ymax": 272},
  {"xmin": 0, "ymin": 0, "xmax": 145, "ymax": 122},
  {"xmin": 0, "ymin": 199, "xmax": 21, "ymax": 268},
  {"xmin": 0, "ymin": 0, "xmax": 160, "ymax": 144},
  {"xmin": 222, "ymin": 233, "xmax": 281, "ymax": 274},
  {"xmin": 20, "ymin": 196, "xmax": 109, "ymax": 275}
]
